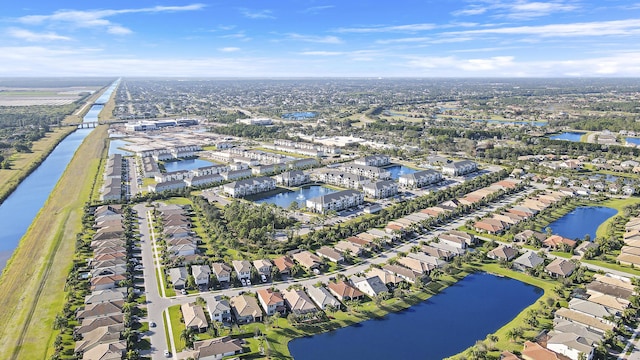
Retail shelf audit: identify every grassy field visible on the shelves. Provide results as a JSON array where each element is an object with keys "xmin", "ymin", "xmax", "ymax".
[{"xmin": 0, "ymin": 125, "xmax": 108, "ymax": 359}]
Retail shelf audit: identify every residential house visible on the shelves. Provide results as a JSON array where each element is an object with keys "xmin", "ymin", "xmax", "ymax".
[
  {"xmin": 351, "ymin": 275, "xmax": 389, "ymax": 297},
  {"xmin": 273, "ymin": 255, "xmax": 295, "ymax": 276},
  {"xmin": 381, "ymin": 264, "xmax": 420, "ymax": 284},
  {"xmin": 182, "ymin": 302, "xmax": 208, "ymax": 333},
  {"xmin": 230, "ymin": 294, "xmax": 263, "ymax": 323},
  {"xmin": 81, "ymin": 340, "xmax": 126, "ymax": 360},
  {"xmin": 206, "ymin": 297, "xmax": 232, "ymax": 323},
  {"xmin": 514, "ymin": 230, "xmax": 547, "ymax": 244},
  {"xmin": 252, "ymin": 259, "xmax": 273, "ymax": 276},
  {"xmin": 190, "ymin": 336, "xmax": 244, "ymax": 360},
  {"xmin": 283, "ymin": 289, "xmax": 318, "ymax": 314},
  {"xmin": 521, "ymin": 341, "xmax": 563, "ymax": 360},
  {"xmin": 168, "ymin": 267, "xmax": 188, "ymax": 289},
  {"xmin": 546, "ymin": 258, "xmax": 576, "ymax": 278},
  {"xmin": 438, "ymin": 234, "xmax": 468, "ymax": 249},
  {"xmin": 473, "ymin": 219, "xmax": 506, "ymax": 234},
  {"xmin": 547, "ymin": 333, "xmax": 597, "ymax": 360},
  {"xmin": 334, "ymin": 240, "xmax": 363, "ymax": 256},
  {"xmin": 554, "ymin": 308, "xmax": 614, "ymax": 335},
  {"xmin": 232, "ymin": 260, "xmax": 252, "ymax": 281},
  {"xmin": 544, "ymin": 235, "xmax": 577, "ymax": 250},
  {"xmin": 316, "ymin": 246, "xmax": 344, "ymax": 263},
  {"xmin": 192, "ymin": 265, "xmax": 211, "ymax": 288},
  {"xmin": 307, "ymin": 286, "xmax": 341, "ymax": 310},
  {"xmin": 513, "ymin": 251, "xmax": 545, "ymax": 271},
  {"xmin": 74, "ymin": 325, "xmax": 122, "ymax": 354},
  {"xmin": 211, "ymin": 263, "xmax": 232, "ymax": 283},
  {"xmin": 291, "ymin": 251, "xmax": 323, "ymax": 271},
  {"xmin": 76, "ymin": 300, "xmax": 124, "ymax": 320},
  {"xmin": 487, "ymin": 245, "xmax": 519, "ymax": 261},
  {"xmin": 257, "ymin": 289, "xmax": 286, "ymax": 316},
  {"xmin": 327, "ymin": 280, "xmax": 364, "ymax": 301}
]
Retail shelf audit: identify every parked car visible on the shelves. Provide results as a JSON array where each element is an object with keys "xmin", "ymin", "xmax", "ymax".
[{"xmin": 149, "ymin": 322, "xmax": 156, "ymax": 328}]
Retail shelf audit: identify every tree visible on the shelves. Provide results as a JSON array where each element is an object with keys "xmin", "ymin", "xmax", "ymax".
[{"xmin": 180, "ymin": 328, "xmax": 195, "ymax": 349}]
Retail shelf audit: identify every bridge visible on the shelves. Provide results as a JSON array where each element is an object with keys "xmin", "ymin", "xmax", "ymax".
[{"xmin": 61, "ymin": 120, "xmax": 127, "ymax": 128}]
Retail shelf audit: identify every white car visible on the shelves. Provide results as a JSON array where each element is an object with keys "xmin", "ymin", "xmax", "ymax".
[{"xmin": 164, "ymin": 349, "xmax": 171, "ymax": 357}]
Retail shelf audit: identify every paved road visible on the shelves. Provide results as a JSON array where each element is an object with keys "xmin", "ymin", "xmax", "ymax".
[{"xmin": 135, "ymin": 204, "xmax": 172, "ymax": 359}]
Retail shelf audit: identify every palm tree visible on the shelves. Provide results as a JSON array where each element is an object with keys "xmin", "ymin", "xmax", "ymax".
[{"xmin": 180, "ymin": 328, "xmax": 195, "ymax": 349}]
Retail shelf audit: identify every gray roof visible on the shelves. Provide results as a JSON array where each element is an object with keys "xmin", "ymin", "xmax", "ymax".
[
  {"xmin": 308, "ymin": 189, "xmax": 362, "ymax": 205},
  {"xmin": 513, "ymin": 251, "xmax": 545, "ymax": 269}
]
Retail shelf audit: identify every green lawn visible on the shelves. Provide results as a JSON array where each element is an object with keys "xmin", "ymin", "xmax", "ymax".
[{"xmin": 168, "ymin": 305, "xmax": 187, "ymax": 351}]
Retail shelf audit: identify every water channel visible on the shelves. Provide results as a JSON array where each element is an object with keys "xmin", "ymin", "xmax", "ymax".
[
  {"xmin": 288, "ymin": 272, "xmax": 542, "ymax": 360},
  {"xmin": 0, "ymin": 80, "xmax": 119, "ymax": 273},
  {"xmin": 548, "ymin": 206, "xmax": 617, "ymax": 240}
]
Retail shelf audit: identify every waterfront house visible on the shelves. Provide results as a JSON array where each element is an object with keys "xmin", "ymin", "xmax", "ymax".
[
  {"xmin": 283, "ymin": 289, "xmax": 318, "ymax": 314},
  {"xmin": 188, "ymin": 336, "xmax": 244, "ymax": 360},
  {"xmin": 230, "ymin": 294, "xmax": 263, "ymax": 323},
  {"xmin": 487, "ymin": 245, "xmax": 519, "ymax": 261},
  {"xmin": 327, "ymin": 280, "xmax": 364, "ymax": 301},
  {"xmin": 554, "ymin": 308, "xmax": 614, "ymax": 335},
  {"xmin": 543, "ymin": 235, "xmax": 577, "ymax": 250},
  {"xmin": 307, "ymin": 286, "xmax": 341, "ymax": 310},
  {"xmin": 368, "ymin": 267, "xmax": 403, "ymax": 286},
  {"xmin": 545, "ymin": 258, "xmax": 576, "ymax": 278},
  {"xmin": 274, "ymin": 170, "xmax": 309, "ymax": 187},
  {"xmin": 354, "ymin": 155, "xmax": 390, "ymax": 167},
  {"xmin": 257, "ymin": 289, "xmax": 286, "ymax": 316},
  {"xmin": 305, "ymin": 189, "xmax": 365, "ymax": 214},
  {"xmin": 351, "ymin": 275, "xmax": 389, "ymax": 297},
  {"xmin": 521, "ymin": 341, "xmax": 563, "ymax": 360},
  {"xmin": 512, "ymin": 251, "xmax": 545, "ymax": 271},
  {"xmin": 339, "ymin": 163, "xmax": 392, "ymax": 180},
  {"xmin": 381, "ymin": 264, "xmax": 419, "ymax": 284}
]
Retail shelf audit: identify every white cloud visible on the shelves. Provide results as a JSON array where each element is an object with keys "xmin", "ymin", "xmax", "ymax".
[
  {"xmin": 335, "ymin": 23, "xmax": 436, "ymax": 33},
  {"xmin": 219, "ymin": 47, "xmax": 240, "ymax": 52},
  {"xmin": 240, "ymin": 8, "xmax": 275, "ymax": 19},
  {"xmin": 16, "ymin": 4, "xmax": 206, "ymax": 35},
  {"xmin": 7, "ymin": 28, "xmax": 72, "ymax": 42},
  {"xmin": 301, "ymin": 5, "xmax": 335, "ymax": 14},
  {"xmin": 444, "ymin": 19, "xmax": 640, "ymax": 38},
  {"xmin": 286, "ymin": 33, "xmax": 343, "ymax": 44},
  {"xmin": 453, "ymin": 1, "xmax": 579, "ymax": 20}
]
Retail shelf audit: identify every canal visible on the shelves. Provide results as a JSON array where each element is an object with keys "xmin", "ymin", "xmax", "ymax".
[
  {"xmin": 289, "ymin": 272, "xmax": 542, "ymax": 360},
  {"xmin": 0, "ymin": 80, "xmax": 119, "ymax": 273}
]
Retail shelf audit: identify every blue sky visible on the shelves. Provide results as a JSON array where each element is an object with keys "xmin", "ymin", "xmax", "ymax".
[{"xmin": 2, "ymin": 0, "xmax": 640, "ymax": 77}]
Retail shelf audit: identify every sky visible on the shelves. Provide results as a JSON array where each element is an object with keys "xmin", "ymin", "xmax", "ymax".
[{"xmin": 2, "ymin": 0, "xmax": 640, "ymax": 77}]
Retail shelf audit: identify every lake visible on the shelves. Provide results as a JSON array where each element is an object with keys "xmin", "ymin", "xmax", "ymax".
[
  {"xmin": 163, "ymin": 158, "xmax": 214, "ymax": 172},
  {"xmin": 385, "ymin": 165, "xmax": 418, "ymax": 180},
  {"xmin": 549, "ymin": 132, "xmax": 585, "ymax": 142},
  {"xmin": 108, "ymin": 138, "xmax": 134, "ymax": 156},
  {"xmin": 288, "ymin": 272, "xmax": 542, "ymax": 360},
  {"xmin": 254, "ymin": 185, "xmax": 336, "ymax": 208},
  {"xmin": 548, "ymin": 206, "xmax": 617, "ymax": 240}
]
